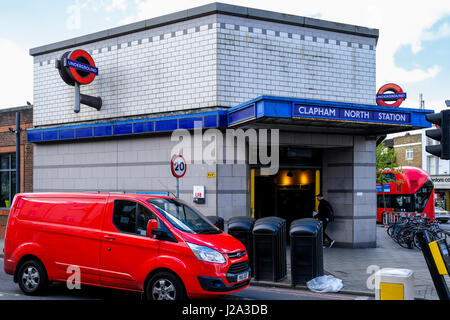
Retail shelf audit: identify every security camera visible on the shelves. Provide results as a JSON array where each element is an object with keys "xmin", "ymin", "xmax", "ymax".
[{"xmin": 446, "ymin": 100, "xmax": 450, "ymax": 107}]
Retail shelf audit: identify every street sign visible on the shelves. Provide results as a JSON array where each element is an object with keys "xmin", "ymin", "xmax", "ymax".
[
  {"xmin": 171, "ymin": 155, "xmax": 187, "ymax": 178},
  {"xmin": 376, "ymin": 83, "xmax": 407, "ymax": 107},
  {"xmin": 55, "ymin": 49, "xmax": 102, "ymax": 113},
  {"xmin": 57, "ymin": 49, "xmax": 98, "ymax": 86}
]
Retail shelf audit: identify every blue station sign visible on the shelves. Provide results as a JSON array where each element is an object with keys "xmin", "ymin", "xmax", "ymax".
[
  {"xmin": 64, "ymin": 58, "xmax": 99, "ymax": 75},
  {"xmin": 226, "ymin": 96, "xmax": 432, "ymax": 131},
  {"xmin": 376, "ymin": 93, "xmax": 407, "ymax": 100},
  {"xmin": 293, "ymin": 104, "xmax": 411, "ymax": 124}
]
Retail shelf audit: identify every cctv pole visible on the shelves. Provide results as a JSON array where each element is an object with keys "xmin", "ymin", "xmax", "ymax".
[{"xmin": 15, "ymin": 112, "xmax": 21, "ymax": 194}]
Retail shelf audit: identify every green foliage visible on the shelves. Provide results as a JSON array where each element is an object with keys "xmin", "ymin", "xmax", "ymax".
[
  {"xmin": 376, "ymin": 142, "xmax": 404, "ymax": 185},
  {"xmin": 376, "ymin": 141, "xmax": 405, "ymax": 213}
]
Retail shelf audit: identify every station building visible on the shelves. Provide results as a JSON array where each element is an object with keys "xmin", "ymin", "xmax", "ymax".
[{"xmin": 27, "ymin": 3, "xmax": 432, "ymax": 247}]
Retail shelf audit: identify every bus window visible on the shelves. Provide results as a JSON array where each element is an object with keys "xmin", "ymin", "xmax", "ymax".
[
  {"xmin": 377, "ymin": 194, "xmax": 391, "ymax": 208},
  {"xmin": 395, "ymin": 196, "xmax": 403, "ymax": 208},
  {"xmin": 392, "ymin": 195, "xmax": 413, "ymax": 211},
  {"xmin": 414, "ymin": 179, "xmax": 433, "ymax": 212}
]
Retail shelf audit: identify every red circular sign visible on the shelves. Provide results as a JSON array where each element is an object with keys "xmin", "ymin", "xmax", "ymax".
[
  {"xmin": 67, "ymin": 49, "xmax": 97, "ymax": 85},
  {"xmin": 171, "ymin": 155, "xmax": 187, "ymax": 178},
  {"xmin": 376, "ymin": 83, "xmax": 405, "ymax": 107},
  {"xmin": 57, "ymin": 49, "xmax": 98, "ymax": 86},
  {"xmin": 66, "ymin": 49, "xmax": 97, "ymax": 85}
]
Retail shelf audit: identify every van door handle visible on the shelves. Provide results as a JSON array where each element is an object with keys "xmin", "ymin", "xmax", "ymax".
[{"xmin": 103, "ymin": 235, "xmax": 116, "ymax": 241}]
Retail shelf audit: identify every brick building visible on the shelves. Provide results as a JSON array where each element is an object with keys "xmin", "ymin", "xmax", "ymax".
[
  {"xmin": 26, "ymin": 3, "xmax": 432, "ymax": 247},
  {"xmin": 384, "ymin": 133, "xmax": 422, "ymax": 168},
  {"xmin": 0, "ymin": 105, "xmax": 33, "ymax": 238}
]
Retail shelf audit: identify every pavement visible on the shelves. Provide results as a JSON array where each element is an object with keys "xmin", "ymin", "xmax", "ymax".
[
  {"xmin": 1, "ymin": 224, "xmax": 449, "ymax": 300},
  {"xmin": 250, "ymin": 224, "xmax": 450, "ymax": 300}
]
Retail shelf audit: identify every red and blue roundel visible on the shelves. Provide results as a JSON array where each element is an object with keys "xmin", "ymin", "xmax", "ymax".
[
  {"xmin": 57, "ymin": 49, "xmax": 98, "ymax": 86},
  {"xmin": 376, "ymin": 83, "xmax": 407, "ymax": 107}
]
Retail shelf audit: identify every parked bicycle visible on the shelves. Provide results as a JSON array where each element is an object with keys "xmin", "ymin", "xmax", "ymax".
[{"xmin": 384, "ymin": 212, "xmax": 450, "ymax": 249}]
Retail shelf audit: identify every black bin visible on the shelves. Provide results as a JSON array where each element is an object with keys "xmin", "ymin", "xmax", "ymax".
[
  {"xmin": 206, "ymin": 216, "xmax": 225, "ymax": 231},
  {"xmin": 227, "ymin": 216, "xmax": 255, "ymax": 276},
  {"xmin": 252, "ymin": 216, "xmax": 287, "ymax": 282},
  {"xmin": 290, "ymin": 218, "xmax": 324, "ymax": 286}
]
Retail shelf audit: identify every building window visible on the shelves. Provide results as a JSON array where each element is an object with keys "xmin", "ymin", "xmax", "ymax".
[
  {"xmin": 405, "ymin": 148, "xmax": 414, "ymax": 160},
  {"xmin": 0, "ymin": 153, "xmax": 16, "ymax": 208}
]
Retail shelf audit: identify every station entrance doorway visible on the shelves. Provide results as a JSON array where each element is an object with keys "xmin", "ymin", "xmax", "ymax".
[{"xmin": 251, "ymin": 148, "xmax": 322, "ymax": 227}]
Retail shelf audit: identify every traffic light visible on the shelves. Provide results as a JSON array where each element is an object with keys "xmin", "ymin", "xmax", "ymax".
[{"xmin": 425, "ymin": 110, "xmax": 450, "ymax": 160}]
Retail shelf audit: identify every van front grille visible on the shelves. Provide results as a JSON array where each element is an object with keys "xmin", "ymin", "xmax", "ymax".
[{"xmin": 227, "ymin": 261, "xmax": 249, "ymax": 274}]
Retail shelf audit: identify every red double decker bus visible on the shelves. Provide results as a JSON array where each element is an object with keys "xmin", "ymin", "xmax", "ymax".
[{"xmin": 376, "ymin": 166, "xmax": 435, "ymax": 223}]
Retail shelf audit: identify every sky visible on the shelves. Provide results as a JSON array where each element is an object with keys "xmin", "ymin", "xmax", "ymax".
[{"xmin": 1, "ymin": 0, "xmax": 450, "ymax": 115}]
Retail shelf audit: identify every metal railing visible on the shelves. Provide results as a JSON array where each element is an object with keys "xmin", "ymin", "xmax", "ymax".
[{"xmin": 382, "ymin": 211, "xmax": 426, "ymax": 225}]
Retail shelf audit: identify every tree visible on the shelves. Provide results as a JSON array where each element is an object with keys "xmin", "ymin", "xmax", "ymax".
[{"xmin": 376, "ymin": 142, "xmax": 405, "ymax": 216}]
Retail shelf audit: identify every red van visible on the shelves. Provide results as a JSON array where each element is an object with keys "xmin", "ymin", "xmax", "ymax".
[{"xmin": 3, "ymin": 193, "xmax": 250, "ymax": 300}]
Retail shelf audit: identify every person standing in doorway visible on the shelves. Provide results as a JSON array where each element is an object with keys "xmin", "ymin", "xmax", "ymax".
[{"xmin": 316, "ymin": 193, "xmax": 335, "ymax": 248}]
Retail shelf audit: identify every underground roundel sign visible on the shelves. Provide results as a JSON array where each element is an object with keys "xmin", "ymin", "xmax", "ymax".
[
  {"xmin": 376, "ymin": 83, "xmax": 407, "ymax": 107},
  {"xmin": 171, "ymin": 155, "xmax": 187, "ymax": 178},
  {"xmin": 57, "ymin": 49, "xmax": 98, "ymax": 86}
]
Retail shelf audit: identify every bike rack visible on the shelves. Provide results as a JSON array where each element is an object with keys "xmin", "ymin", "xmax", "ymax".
[{"xmin": 382, "ymin": 211, "xmax": 425, "ymax": 225}]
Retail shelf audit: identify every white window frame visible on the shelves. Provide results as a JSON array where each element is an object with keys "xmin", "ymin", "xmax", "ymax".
[{"xmin": 405, "ymin": 148, "xmax": 414, "ymax": 161}]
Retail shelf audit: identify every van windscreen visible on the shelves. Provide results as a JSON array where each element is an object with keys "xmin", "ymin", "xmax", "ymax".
[{"xmin": 147, "ymin": 198, "xmax": 221, "ymax": 234}]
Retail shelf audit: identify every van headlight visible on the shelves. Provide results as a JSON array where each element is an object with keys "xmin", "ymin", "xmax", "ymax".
[{"xmin": 187, "ymin": 242, "xmax": 226, "ymax": 264}]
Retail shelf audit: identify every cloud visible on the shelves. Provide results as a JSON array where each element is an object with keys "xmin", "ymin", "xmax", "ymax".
[
  {"xmin": 120, "ymin": 0, "xmax": 211, "ymax": 24},
  {"xmin": 66, "ymin": 0, "xmax": 128, "ymax": 29},
  {"xmin": 0, "ymin": 39, "xmax": 33, "ymax": 109},
  {"xmin": 106, "ymin": 0, "xmax": 127, "ymax": 12},
  {"xmin": 121, "ymin": 0, "xmax": 450, "ymax": 87},
  {"xmin": 413, "ymin": 22, "xmax": 450, "ymax": 53}
]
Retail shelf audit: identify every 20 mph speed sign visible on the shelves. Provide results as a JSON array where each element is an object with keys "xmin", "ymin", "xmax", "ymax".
[{"xmin": 171, "ymin": 155, "xmax": 187, "ymax": 178}]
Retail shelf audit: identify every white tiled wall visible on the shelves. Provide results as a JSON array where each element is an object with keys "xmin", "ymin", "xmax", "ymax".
[
  {"xmin": 216, "ymin": 15, "xmax": 376, "ymax": 107},
  {"xmin": 33, "ymin": 15, "xmax": 219, "ymax": 127},
  {"xmin": 32, "ymin": 13, "xmax": 376, "ymax": 127}
]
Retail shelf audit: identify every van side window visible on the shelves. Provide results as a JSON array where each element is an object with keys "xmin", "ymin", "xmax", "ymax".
[{"xmin": 113, "ymin": 200, "xmax": 157, "ymax": 236}]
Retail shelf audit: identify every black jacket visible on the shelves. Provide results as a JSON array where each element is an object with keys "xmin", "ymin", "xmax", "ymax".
[{"xmin": 317, "ymin": 199, "xmax": 334, "ymax": 222}]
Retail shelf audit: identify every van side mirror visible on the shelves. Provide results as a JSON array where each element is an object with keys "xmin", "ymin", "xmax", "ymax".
[
  {"xmin": 151, "ymin": 228, "xmax": 178, "ymax": 243},
  {"xmin": 146, "ymin": 219, "xmax": 158, "ymax": 238}
]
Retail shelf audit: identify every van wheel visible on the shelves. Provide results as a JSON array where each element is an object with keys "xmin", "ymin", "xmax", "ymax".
[
  {"xmin": 17, "ymin": 259, "xmax": 48, "ymax": 295},
  {"xmin": 146, "ymin": 272, "xmax": 185, "ymax": 301}
]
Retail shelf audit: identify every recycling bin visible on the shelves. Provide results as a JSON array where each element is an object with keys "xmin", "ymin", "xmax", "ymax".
[
  {"xmin": 289, "ymin": 218, "xmax": 324, "ymax": 286},
  {"xmin": 252, "ymin": 216, "xmax": 287, "ymax": 282},
  {"xmin": 206, "ymin": 216, "xmax": 225, "ymax": 231},
  {"xmin": 227, "ymin": 216, "xmax": 255, "ymax": 276}
]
